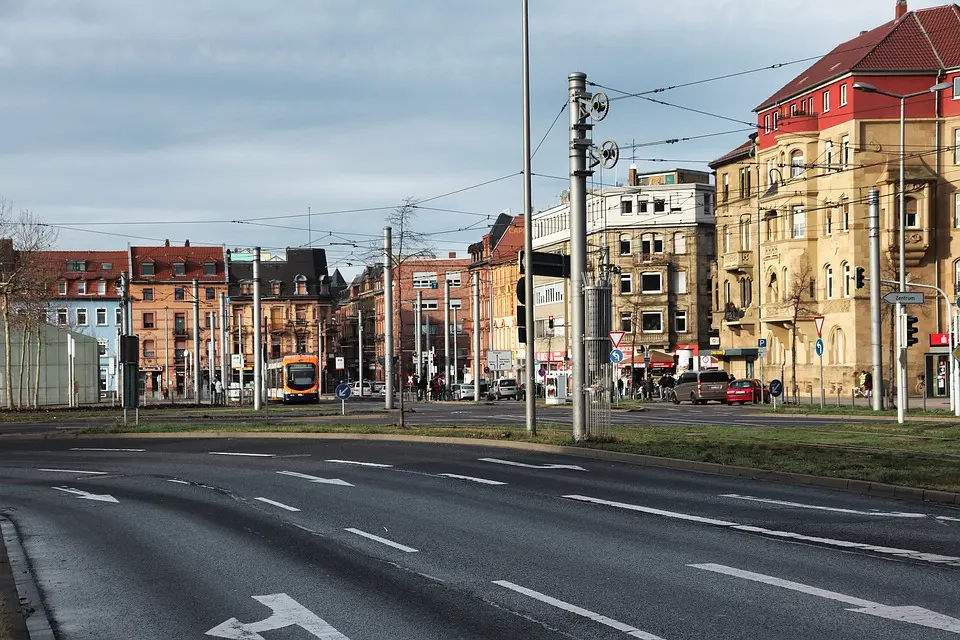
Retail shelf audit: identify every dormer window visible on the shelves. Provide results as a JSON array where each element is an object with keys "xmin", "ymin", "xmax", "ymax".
[
  {"xmin": 58, "ymin": 281, "xmax": 67, "ymax": 296},
  {"xmin": 294, "ymin": 275, "xmax": 307, "ymax": 295},
  {"xmin": 203, "ymin": 262, "xmax": 216, "ymax": 276},
  {"xmin": 66, "ymin": 260, "xmax": 86, "ymax": 272},
  {"xmin": 77, "ymin": 281, "xmax": 87, "ymax": 295},
  {"xmin": 240, "ymin": 282, "xmax": 253, "ymax": 295},
  {"xmin": 97, "ymin": 280, "xmax": 106, "ymax": 295},
  {"xmin": 172, "ymin": 262, "xmax": 186, "ymax": 277},
  {"xmin": 271, "ymin": 282, "xmax": 281, "ymax": 295},
  {"xmin": 141, "ymin": 261, "xmax": 155, "ymax": 276}
]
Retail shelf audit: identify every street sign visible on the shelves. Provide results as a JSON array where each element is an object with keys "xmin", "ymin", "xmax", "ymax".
[
  {"xmin": 769, "ymin": 379, "xmax": 783, "ymax": 398},
  {"xmin": 486, "ymin": 350, "xmax": 513, "ymax": 371},
  {"xmin": 758, "ymin": 347, "xmax": 767, "ymax": 358},
  {"xmin": 609, "ymin": 331, "xmax": 626, "ymax": 349},
  {"xmin": 815, "ymin": 338, "xmax": 824, "ymax": 358},
  {"xmin": 610, "ymin": 349, "xmax": 625, "ymax": 364},
  {"xmin": 757, "ymin": 338, "xmax": 768, "ymax": 349},
  {"xmin": 813, "ymin": 316, "xmax": 825, "ymax": 338},
  {"xmin": 954, "ymin": 346, "xmax": 960, "ymax": 361},
  {"xmin": 538, "ymin": 368, "xmax": 547, "ymax": 377},
  {"xmin": 334, "ymin": 383, "xmax": 351, "ymax": 400},
  {"xmin": 335, "ymin": 356, "xmax": 345, "ymax": 370},
  {"xmin": 699, "ymin": 355, "xmax": 710, "ymax": 368},
  {"xmin": 484, "ymin": 366, "xmax": 491, "ymax": 374},
  {"xmin": 231, "ymin": 354, "xmax": 244, "ymax": 368},
  {"xmin": 883, "ymin": 291, "xmax": 924, "ymax": 305}
]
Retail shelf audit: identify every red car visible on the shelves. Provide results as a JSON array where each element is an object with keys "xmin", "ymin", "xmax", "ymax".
[{"xmin": 726, "ymin": 378, "xmax": 769, "ymax": 405}]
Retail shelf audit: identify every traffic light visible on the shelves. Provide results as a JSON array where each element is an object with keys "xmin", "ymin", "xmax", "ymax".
[
  {"xmin": 517, "ymin": 326, "xmax": 527, "ymax": 344},
  {"xmin": 855, "ymin": 266, "xmax": 865, "ymax": 289},
  {"xmin": 905, "ymin": 315, "xmax": 919, "ymax": 347},
  {"xmin": 516, "ymin": 276, "xmax": 526, "ymax": 343}
]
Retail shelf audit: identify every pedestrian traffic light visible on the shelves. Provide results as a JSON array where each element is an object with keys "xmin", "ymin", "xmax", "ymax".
[
  {"xmin": 855, "ymin": 266, "xmax": 866, "ymax": 289},
  {"xmin": 905, "ymin": 315, "xmax": 919, "ymax": 347},
  {"xmin": 517, "ymin": 326, "xmax": 526, "ymax": 344}
]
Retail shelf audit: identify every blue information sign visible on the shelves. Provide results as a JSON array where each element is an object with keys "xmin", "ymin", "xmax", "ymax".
[
  {"xmin": 758, "ymin": 338, "xmax": 768, "ymax": 349},
  {"xmin": 610, "ymin": 349, "xmax": 625, "ymax": 364},
  {"xmin": 769, "ymin": 379, "xmax": 783, "ymax": 398},
  {"xmin": 815, "ymin": 338, "xmax": 824, "ymax": 358},
  {"xmin": 335, "ymin": 383, "xmax": 352, "ymax": 400}
]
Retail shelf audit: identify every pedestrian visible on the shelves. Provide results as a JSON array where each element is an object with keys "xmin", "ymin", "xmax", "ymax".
[
  {"xmin": 864, "ymin": 370, "xmax": 873, "ymax": 401},
  {"xmin": 214, "ymin": 378, "xmax": 224, "ymax": 405},
  {"xmin": 617, "ymin": 377, "xmax": 624, "ymax": 399}
]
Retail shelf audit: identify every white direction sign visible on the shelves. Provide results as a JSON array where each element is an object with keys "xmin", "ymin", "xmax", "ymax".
[
  {"xmin": 609, "ymin": 331, "xmax": 626, "ymax": 349},
  {"xmin": 231, "ymin": 354, "xmax": 244, "ymax": 369},
  {"xmin": 813, "ymin": 316, "xmax": 825, "ymax": 338},
  {"xmin": 206, "ymin": 593, "xmax": 351, "ymax": 639},
  {"xmin": 883, "ymin": 291, "xmax": 925, "ymax": 305},
  {"xmin": 52, "ymin": 486, "xmax": 119, "ymax": 503},
  {"xmin": 335, "ymin": 356, "xmax": 345, "ymax": 370}
]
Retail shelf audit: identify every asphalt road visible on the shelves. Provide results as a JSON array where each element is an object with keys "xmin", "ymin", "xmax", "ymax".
[{"xmin": 2, "ymin": 437, "xmax": 959, "ymax": 639}]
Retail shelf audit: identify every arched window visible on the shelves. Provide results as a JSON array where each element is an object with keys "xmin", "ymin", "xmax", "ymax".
[
  {"xmin": 790, "ymin": 149, "xmax": 805, "ymax": 178},
  {"xmin": 294, "ymin": 274, "xmax": 307, "ymax": 295},
  {"xmin": 897, "ymin": 196, "xmax": 919, "ymax": 229},
  {"xmin": 824, "ymin": 265, "xmax": 834, "ymax": 299},
  {"xmin": 619, "ymin": 233, "xmax": 631, "ymax": 256},
  {"xmin": 722, "ymin": 226, "xmax": 730, "ymax": 253},
  {"xmin": 955, "ymin": 259, "xmax": 960, "ymax": 295},
  {"xmin": 673, "ymin": 232, "xmax": 687, "ymax": 255},
  {"xmin": 767, "ymin": 271, "xmax": 778, "ymax": 303},
  {"xmin": 782, "ymin": 267, "xmax": 789, "ymax": 301},
  {"xmin": 842, "ymin": 262, "xmax": 851, "ymax": 297},
  {"xmin": 739, "ymin": 219, "xmax": 751, "ymax": 251},
  {"xmin": 831, "ymin": 327, "xmax": 846, "ymax": 365},
  {"xmin": 724, "ymin": 280, "xmax": 731, "ymax": 305}
]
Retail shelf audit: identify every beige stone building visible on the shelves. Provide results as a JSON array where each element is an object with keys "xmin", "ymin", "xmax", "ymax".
[{"xmin": 710, "ymin": 1, "xmax": 960, "ymax": 400}]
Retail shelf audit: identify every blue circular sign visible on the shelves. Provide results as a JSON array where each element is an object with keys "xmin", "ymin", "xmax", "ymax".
[
  {"xmin": 610, "ymin": 349, "xmax": 625, "ymax": 364},
  {"xmin": 769, "ymin": 379, "xmax": 783, "ymax": 398},
  {"xmin": 335, "ymin": 383, "xmax": 352, "ymax": 400},
  {"xmin": 815, "ymin": 338, "xmax": 824, "ymax": 357},
  {"xmin": 538, "ymin": 368, "xmax": 547, "ymax": 377}
]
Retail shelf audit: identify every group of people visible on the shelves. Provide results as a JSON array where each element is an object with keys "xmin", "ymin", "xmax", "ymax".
[
  {"xmin": 856, "ymin": 369, "xmax": 874, "ymax": 399},
  {"xmin": 412, "ymin": 374, "xmax": 449, "ymax": 401},
  {"xmin": 615, "ymin": 373, "xmax": 678, "ymax": 400}
]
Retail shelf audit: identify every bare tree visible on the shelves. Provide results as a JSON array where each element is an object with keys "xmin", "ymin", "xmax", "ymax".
[
  {"xmin": 784, "ymin": 259, "xmax": 816, "ymax": 399},
  {"xmin": 0, "ymin": 204, "xmax": 58, "ymax": 409}
]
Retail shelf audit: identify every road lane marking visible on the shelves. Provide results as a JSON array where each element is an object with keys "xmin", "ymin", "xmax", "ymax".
[
  {"xmin": 70, "ymin": 447, "xmax": 146, "ymax": 452},
  {"xmin": 52, "ymin": 486, "xmax": 119, "ymax": 503},
  {"xmin": 276, "ymin": 471, "xmax": 354, "ymax": 486},
  {"xmin": 167, "ymin": 479, "xmax": 191, "ymax": 485},
  {"xmin": 37, "ymin": 468, "xmax": 109, "ymax": 475},
  {"xmin": 720, "ymin": 493, "xmax": 927, "ymax": 518},
  {"xmin": 493, "ymin": 580, "xmax": 666, "ymax": 639},
  {"xmin": 563, "ymin": 495, "xmax": 960, "ymax": 566},
  {"xmin": 210, "ymin": 452, "xmax": 276, "ymax": 458},
  {"xmin": 344, "ymin": 528, "xmax": 418, "ymax": 553},
  {"xmin": 937, "ymin": 516, "xmax": 960, "ymax": 522},
  {"xmin": 438, "ymin": 473, "xmax": 507, "ymax": 485},
  {"xmin": 480, "ymin": 457, "xmax": 587, "ymax": 471},
  {"xmin": 255, "ymin": 497, "xmax": 301, "ymax": 512},
  {"xmin": 690, "ymin": 563, "xmax": 960, "ymax": 634},
  {"xmin": 325, "ymin": 459, "xmax": 393, "ymax": 468},
  {"xmin": 206, "ymin": 593, "xmax": 351, "ymax": 639}
]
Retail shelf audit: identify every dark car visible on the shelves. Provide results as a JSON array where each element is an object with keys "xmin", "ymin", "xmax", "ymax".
[
  {"xmin": 726, "ymin": 378, "xmax": 770, "ymax": 404},
  {"xmin": 673, "ymin": 369, "xmax": 731, "ymax": 404}
]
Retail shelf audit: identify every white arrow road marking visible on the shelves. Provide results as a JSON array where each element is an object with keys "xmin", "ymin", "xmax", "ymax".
[
  {"xmin": 720, "ymin": 493, "xmax": 927, "ymax": 518},
  {"xmin": 209, "ymin": 452, "xmax": 276, "ymax": 457},
  {"xmin": 563, "ymin": 495, "xmax": 960, "ymax": 566},
  {"xmin": 206, "ymin": 593, "xmax": 351, "ymax": 639},
  {"xmin": 479, "ymin": 457, "xmax": 587, "ymax": 471},
  {"xmin": 37, "ymin": 468, "xmax": 109, "ymax": 475},
  {"xmin": 438, "ymin": 473, "xmax": 507, "ymax": 485},
  {"xmin": 255, "ymin": 497, "xmax": 301, "ymax": 512},
  {"xmin": 493, "ymin": 580, "xmax": 666, "ymax": 639},
  {"xmin": 52, "ymin": 486, "xmax": 119, "ymax": 503},
  {"xmin": 324, "ymin": 459, "xmax": 393, "ymax": 468},
  {"xmin": 276, "ymin": 471, "xmax": 353, "ymax": 486},
  {"xmin": 344, "ymin": 528, "xmax": 418, "ymax": 553},
  {"xmin": 690, "ymin": 563, "xmax": 960, "ymax": 634},
  {"xmin": 69, "ymin": 448, "xmax": 146, "ymax": 452}
]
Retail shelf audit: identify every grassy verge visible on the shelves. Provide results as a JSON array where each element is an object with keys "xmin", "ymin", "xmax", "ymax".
[
  {"xmin": 0, "ymin": 404, "xmax": 374, "ymax": 423},
  {"xmin": 769, "ymin": 404, "xmax": 952, "ymax": 418},
  {"xmin": 80, "ymin": 419, "xmax": 960, "ymax": 492}
]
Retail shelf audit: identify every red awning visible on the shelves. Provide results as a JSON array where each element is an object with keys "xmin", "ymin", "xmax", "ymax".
[{"xmin": 619, "ymin": 350, "xmax": 674, "ymax": 369}]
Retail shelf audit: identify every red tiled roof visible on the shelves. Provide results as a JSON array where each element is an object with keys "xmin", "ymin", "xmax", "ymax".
[
  {"xmin": 130, "ymin": 245, "xmax": 225, "ymax": 282},
  {"xmin": 708, "ymin": 139, "xmax": 755, "ymax": 169},
  {"xmin": 756, "ymin": 4, "xmax": 960, "ymax": 111},
  {"xmin": 36, "ymin": 250, "xmax": 127, "ymax": 298}
]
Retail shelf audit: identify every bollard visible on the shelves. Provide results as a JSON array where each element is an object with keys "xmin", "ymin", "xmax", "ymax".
[{"xmin": 851, "ymin": 389, "xmax": 855, "ymax": 408}]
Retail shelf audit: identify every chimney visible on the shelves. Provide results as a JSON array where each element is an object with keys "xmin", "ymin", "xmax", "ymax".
[
  {"xmin": 184, "ymin": 239, "xmax": 190, "ymax": 247},
  {"xmin": 896, "ymin": 0, "xmax": 907, "ymax": 19},
  {"xmin": 448, "ymin": 251, "xmax": 456, "ymax": 259},
  {"xmin": 164, "ymin": 239, "xmax": 170, "ymax": 247},
  {"xmin": 628, "ymin": 165, "xmax": 637, "ymax": 186}
]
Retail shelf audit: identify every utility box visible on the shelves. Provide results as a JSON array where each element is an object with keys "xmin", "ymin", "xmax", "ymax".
[
  {"xmin": 122, "ymin": 363, "xmax": 139, "ymax": 409},
  {"xmin": 120, "ymin": 335, "xmax": 139, "ymax": 365}
]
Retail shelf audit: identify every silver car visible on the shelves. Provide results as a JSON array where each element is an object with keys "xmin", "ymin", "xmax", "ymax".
[{"xmin": 673, "ymin": 369, "xmax": 730, "ymax": 405}]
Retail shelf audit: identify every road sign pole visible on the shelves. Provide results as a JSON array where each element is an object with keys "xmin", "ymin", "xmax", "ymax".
[
  {"xmin": 868, "ymin": 188, "xmax": 884, "ymax": 411},
  {"xmin": 252, "ymin": 251, "xmax": 262, "ymax": 411},
  {"xmin": 819, "ymin": 351, "xmax": 824, "ymax": 410},
  {"xmin": 897, "ymin": 306, "xmax": 905, "ymax": 425},
  {"xmin": 383, "ymin": 227, "xmax": 394, "ymax": 410},
  {"xmin": 569, "ymin": 71, "xmax": 589, "ymax": 443}
]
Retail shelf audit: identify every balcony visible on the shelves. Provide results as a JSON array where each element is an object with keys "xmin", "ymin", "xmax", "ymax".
[
  {"xmin": 722, "ymin": 251, "xmax": 754, "ymax": 273},
  {"xmin": 722, "ymin": 304, "xmax": 757, "ymax": 327},
  {"xmin": 173, "ymin": 327, "xmax": 190, "ymax": 338},
  {"xmin": 633, "ymin": 251, "xmax": 673, "ymax": 266}
]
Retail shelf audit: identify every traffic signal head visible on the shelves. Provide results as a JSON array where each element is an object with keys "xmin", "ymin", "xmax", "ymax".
[
  {"xmin": 905, "ymin": 315, "xmax": 919, "ymax": 347},
  {"xmin": 855, "ymin": 266, "xmax": 866, "ymax": 289}
]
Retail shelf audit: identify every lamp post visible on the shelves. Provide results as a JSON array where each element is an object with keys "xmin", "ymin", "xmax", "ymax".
[{"xmin": 853, "ymin": 80, "xmax": 950, "ymax": 422}]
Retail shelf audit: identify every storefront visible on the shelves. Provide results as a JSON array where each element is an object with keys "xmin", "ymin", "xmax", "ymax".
[{"xmin": 925, "ymin": 333, "xmax": 953, "ymax": 398}]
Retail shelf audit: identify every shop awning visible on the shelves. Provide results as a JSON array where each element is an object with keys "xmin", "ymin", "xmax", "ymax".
[{"xmin": 620, "ymin": 350, "xmax": 675, "ymax": 369}]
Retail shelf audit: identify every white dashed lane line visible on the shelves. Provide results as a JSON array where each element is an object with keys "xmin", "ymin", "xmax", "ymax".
[
  {"xmin": 254, "ymin": 497, "xmax": 301, "ymax": 512},
  {"xmin": 345, "ymin": 528, "xmax": 418, "ymax": 553}
]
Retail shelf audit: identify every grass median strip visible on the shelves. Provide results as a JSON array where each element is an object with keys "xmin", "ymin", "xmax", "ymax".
[{"xmin": 78, "ymin": 420, "xmax": 960, "ymax": 492}]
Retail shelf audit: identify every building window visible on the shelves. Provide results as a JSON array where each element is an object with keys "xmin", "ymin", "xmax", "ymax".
[
  {"xmin": 174, "ymin": 287, "xmax": 185, "ymax": 301},
  {"xmin": 722, "ymin": 174, "xmax": 729, "ymax": 202},
  {"xmin": 58, "ymin": 281, "xmax": 66, "ymax": 296},
  {"xmin": 641, "ymin": 311, "xmax": 663, "ymax": 333},
  {"xmin": 76, "ymin": 308, "xmax": 88, "ymax": 326},
  {"xmin": 270, "ymin": 282, "xmax": 281, "ymax": 296},
  {"xmin": 724, "ymin": 280, "xmax": 731, "ymax": 305},
  {"xmin": 842, "ymin": 201, "xmax": 850, "ymax": 231},
  {"xmin": 172, "ymin": 262, "xmax": 186, "ymax": 277},
  {"xmin": 115, "ymin": 308, "xmax": 122, "ymax": 324},
  {"xmin": 902, "ymin": 196, "xmax": 919, "ymax": 228},
  {"xmin": 843, "ymin": 263, "xmax": 851, "ymax": 297},
  {"xmin": 67, "ymin": 260, "xmax": 86, "ymax": 272},
  {"xmin": 77, "ymin": 281, "xmax": 87, "ymax": 295},
  {"xmin": 955, "ymin": 129, "xmax": 960, "ymax": 164},
  {"xmin": 96, "ymin": 308, "xmax": 107, "ymax": 326},
  {"xmin": 203, "ymin": 262, "xmax": 217, "ymax": 276},
  {"xmin": 295, "ymin": 275, "xmax": 307, "ymax": 295},
  {"xmin": 672, "ymin": 270, "xmax": 688, "ymax": 294},
  {"xmin": 102, "ymin": 262, "xmax": 113, "ymax": 270},
  {"xmin": 773, "ymin": 111, "xmax": 779, "ymax": 130},
  {"xmin": 790, "ymin": 150, "xmax": 804, "ymax": 178},
  {"xmin": 674, "ymin": 233, "xmax": 686, "ymax": 254},
  {"xmin": 740, "ymin": 219, "xmax": 751, "ymax": 250},
  {"xmin": 620, "ymin": 312, "xmax": 632, "ymax": 333},
  {"xmin": 955, "ymin": 259, "xmax": 960, "ymax": 294},
  {"xmin": 143, "ymin": 339, "xmax": 156, "ymax": 358},
  {"xmin": 418, "ymin": 300, "xmax": 439, "ymax": 311},
  {"xmin": 639, "ymin": 200, "xmax": 648, "ymax": 213},
  {"xmin": 809, "ymin": 277, "xmax": 817, "ymax": 300},
  {"xmin": 824, "ymin": 141, "xmax": 833, "ymax": 172},
  {"xmin": 97, "ymin": 280, "xmax": 106, "ymax": 295},
  {"xmin": 841, "ymin": 135, "xmax": 850, "ymax": 169},
  {"xmin": 621, "ymin": 199, "xmax": 633, "ymax": 214},
  {"xmin": 97, "ymin": 340, "xmax": 108, "ymax": 356},
  {"xmin": 675, "ymin": 310, "xmax": 688, "ymax": 333},
  {"xmin": 640, "ymin": 233, "xmax": 653, "ymax": 255},
  {"xmin": 722, "ymin": 226, "xmax": 730, "ymax": 253},
  {"xmin": 446, "ymin": 272, "xmax": 462, "ymax": 287},
  {"xmin": 640, "ymin": 272, "xmax": 662, "ymax": 294},
  {"xmin": 790, "ymin": 103, "xmax": 797, "ymax": 116},
  {"xmin": 738, "ymin": 168, "xmax": 746, "ymax": 199},
  {"xmin": 142, "ymin": 261, "xmax": 155, "ymax": 276},
  {"xmin": 206, "ymin": 287, "xmax": 216, "ymax": 300},
  {"xmin": 619, "ymin": 233, "xmax": 631, "ymax": 255},
  {"xmin": 954, "ymin": 77, "xmax": 960, "ymax": 100},
  {"xmin": 653, "ymin": 199, "xmax": 666, "ymax": 213},
  {"xmin": 56, "ymin": 309, "xmax": 67, "ymax": 325},
  {"xmin": 412, "ymin": 271, "xmax": 438, "ymax": 289},
  {"xmin": 240, "ymin": 282, "xmax": 253, "ymax": 295},
  {"xmin": 653, "ymin": 234, "xmax": 664, "ymax": 253},
  {"xmin": 825, "ymin": 211, "xmax": 832, "ymax": 235},
  {"xmin": 764, "ymin": 114, "xmax": 771, "ymax": 133},
  {"xmin": 825, "ymin": 265, "xmax": 834, "ymax": 299},
  {"xmin": 620, "ymin": 274, "xmax": 633, "ymax": 295},
  {"xmin": 791, "ymin": 206, "xmax": 806, "ymax": 238},
  {"xmin": 143, "ymin": 288, "xmax": 154, "ymax": 301},
  {"xmin": 823, "ymin": 90, "xmax": 830, "ymax": 113},
  {"xmin": 143, "ymin": 312, "xmax": 155, "ymax": 329},
  {"xmin": 831, "ymin": 328, "xmax": 846, "ymax": 365},
  {"xmin": 839, "ymin": 83, "xmax": 847, "ymax": 106}
]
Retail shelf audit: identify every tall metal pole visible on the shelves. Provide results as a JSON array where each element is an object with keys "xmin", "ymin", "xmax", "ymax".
[
  {"xmin": 444, "ymin": 278, "xmax": 451, "ymax": 393},
  {"xmin": 954, "ymin": 310, "xmax": 960, "ymax": 417},
  {"xmin": 237, "ymin": 308, "xmax": 244, "ymax": 403},
  {"xmin": 868, "ymin": 188, "xmax": 884, "ymax": 411},
  {"xmin": 383, "ymin": 227, "xmax": 395, "ymax": 409},
  {"xmin": 118, "ymin": 272, "xmax": 128, "ymax": 407},
  {"xmin": 358, "ymin": 308, "xmax": 364, "ymax": 397},
  {"xmin": 415, "ymin": 291, "xmax": 422, "ymax": 388},
  {"xmin": 521, "ymin": 0, "xmax": 536, "ymax": 434},
  {"xmin": 454, "ymin": 307, "xmax": 459, "ymax": 385},
  {"xmin": 898, "ymin": 96, "xmax": 907, "ymax": 418},
  {"xmin": 252, "ymin": 249, "xmax": 262, "ymax": 411},
  {"xmin": 569, "ymin": 71, "xmax": 589, "ymax": 441},
  {"xmin": 473, "ymin": 271, "xmax": 481, "ymax": 402},
  {"xmin": 208, "ymin": 312, "xmax": 216, "ymax": 399},
  {"xmin": 192, "ymin": 279, "xmax": 201, "ymax": 404},
  {"xmin": 219, "ymin": 293, "xmax": 228, "ymax": 388}
]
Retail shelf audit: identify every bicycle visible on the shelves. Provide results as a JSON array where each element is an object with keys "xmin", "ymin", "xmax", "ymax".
[
  {"xmin": 916, "ymin": 375, "xmax": 925, "ymax": 396},
  {"xmin": 661, "ymin": 387, "xmax": 677, "ymax": 404}
]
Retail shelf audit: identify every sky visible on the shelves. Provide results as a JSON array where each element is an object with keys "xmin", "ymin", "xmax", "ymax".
[{"xmin": 0, "ymin": 0, "xmax": 947, "ymax": 277}]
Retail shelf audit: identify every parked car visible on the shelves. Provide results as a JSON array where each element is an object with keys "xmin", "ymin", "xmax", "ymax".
[
  {"xmin": 350, "ymin": 381, "xmax": 376, "ymax": 397},
  {"xmin": 726, "ymin": 378, "xmax": 770, "ymax": 405},
  {"xmin": 455, "ymin": 384, "xmax": 475, "ymax": 400},
  {"xmin": 488, "ymin": 378, "xmax": 519, "ymax": 400},
  {"xmin": 673, "ymin": 369, "xmax": 731, "ymax": 404}
]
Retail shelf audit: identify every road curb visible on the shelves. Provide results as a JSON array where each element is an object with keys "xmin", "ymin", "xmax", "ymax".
[
  {"xmin": 70, "ymin": 430, "xmax": 960, "ymax": 506},
  {"xmin": 0, "ymin": 517, "xmax": 55, "ymax": 640}
]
